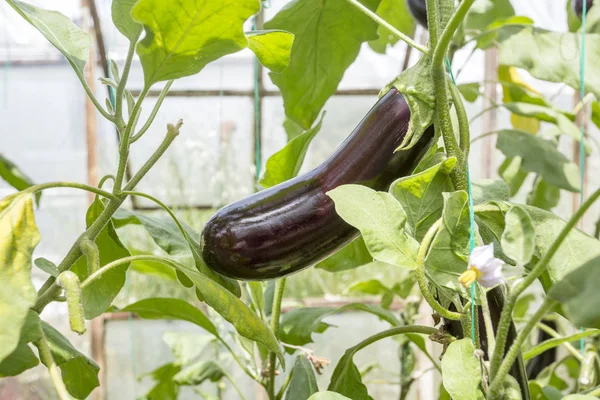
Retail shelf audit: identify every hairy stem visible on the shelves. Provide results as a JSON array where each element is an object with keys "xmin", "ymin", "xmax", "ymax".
[
  {"xmin": 26, "ymin": 182, "xmax": 118, "ymax": 201},
  {"xmin": 268, "ymin": 278, "xmax": 287, "ymax": 400},
  {"xmin": 490, "ymin": 187, "xmax": 600, "ymax": 379},
  {"xmin": 114, "ymin": 33, "xmax": 141, "ymax": 126},
  {"xmin": 35, "ymin": 332, "xmax": 72, "ymax": 400},
  {"xmin": 488, "ymin": 299, "xmax": 556, "ymax": 398},
  {"xmin": 449, "ymin": 82, "xmax": 471, "ymax": 156},
  {"xmin": 80, "ymin": 239, "xmax": 99, "ymax": 276},
  {"xmin": 535, "ymin": 322, "xmax": 584, "ymax": 361},
  {"xmin": 75, "ymin": 68, "xmax": 115, "ymax": 123},
  {"xmin": 416, "ymin": 219, "xmax": 463, "ymax": 320},
  {"xmin": 131, "ymin": 80, "xmax": 174, "ymax": 143}
]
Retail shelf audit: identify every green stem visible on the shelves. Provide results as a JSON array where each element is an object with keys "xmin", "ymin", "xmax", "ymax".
[
  {"xmin": 534, "ymin": 322, "xmax": 584, "ymax": 361},
  {"xmin": 114, "ymin": 33, "xmax": 140, "ymax": 126},
  {"xmin": 131, "ymin": 80, "xmax": 174, "ymax": 143},
  {"xmin": 35, "ymin": 332, "xmax": 73, "ymax": 400},
  {"xmin": 80, "ymin": 239, "xmax": 99, "ymax": 276},
  {"xmin": 222, "ymin": 370, "xmax": 248, "ymax": 400},
  {"xmin": 425, "ymin": 0, "xmax": 440, "ymax": 51},
  {"xmin": 275, "ymin": 370, "xmax": 293, "ymax": 400},
  {"xmin": 416, "ymin": 219, "xmax": 463, "ymax": 320},
  {"xmin": 489, "ymin": 187, "xmax": 600, "ymax": 379},
  {"xmin": 479, "ymin": 286, "xmax": 496, "ymax": 357},
  {"xmin": 343, "ymin": 0, "xmax": 429, "ymax": 54},
  {"xmin": 74, "ymin": 68, "xmax": 115, "ymax": 123},
  {"xmin": 26, "ymin": 182, "xmax": 118, "ymax": 201},
  {"xmin": 488, "ymin": 299, "xmax": 556, "ymax": 398},
  {"xmin": 114, "ymin": 86, "xmax": 149, "ymax": 193},
  {"xmin": 219, "ymin": 339, "xmax": 261, "ymax": 382},
  {"xmin": 268, "ymin": 278, "xmax": 287, "ymax": 400},
  {"xmin": 449, "ymin": 82, "xmax": 471, "ymax": 156}
]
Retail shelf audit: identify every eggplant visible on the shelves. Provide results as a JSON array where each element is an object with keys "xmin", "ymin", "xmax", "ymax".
[
  {"xmin": 406, "ymin": 0, "xmax": 428, "ymax": 29},
  {"xmin": 201, "ymin": 88, "xmax": 434, "ymax": 280},
  {"xmin": 573, "ymin": 0, "xmax": 594, "ymax": 18},
  {"xmin": 526, "ymin": 320, "xmax": 557, "ymax": 379},
  {"xmin": 443, "ymin": 287, "xmax": 530, "ymax": 399}
]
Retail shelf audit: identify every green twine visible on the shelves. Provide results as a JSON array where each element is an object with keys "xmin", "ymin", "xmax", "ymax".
[
  {"xmin": 579, "ymin": 0, "xmax": 587, "ymax": 355},
  {"xmin": 445, "ymin": 57, "xmax": 477, "ymax": 343}
]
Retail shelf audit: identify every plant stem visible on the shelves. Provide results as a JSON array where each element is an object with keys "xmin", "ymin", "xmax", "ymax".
[
  {"xmin": 275, "ymin": 369, "xmax": 293, "ymax": 400},
  {"xmin": 346, "ymin": 326, "xmax": 441, "ymax": 360},
  {"xmin": 74, "ymin": 68, "xmax": 115, "ymax": 123},
  {"xmin": 534, "ymin": 322, "xmax": 584, "ymax": 361},
  {"xmin": 268, "ymin": 278, "xmax": 287, "ymax": 400},
  {"xmin": 416, "ymin": 219, "xmax": 463, "ymax": 320},
  {"xmin": 80, "ymin": 239, "xmax": 99, "ymax": 275},
  {"xmin": 219, "ymin": 339, "xmax": 262, "ymax": 382},
  {"xmin": 35, "ymin": 332, "xmax": 73, "ymax": 400},
  {"xmin": 131, "ymin": 80, "xmax": 174, "ymax": 143},
  {"xmin": 114, "ymin": 33, "xmax": 141, "ymax": 126},
  {"xmin": 488, "ymin": 299, "xmax": 556, "ymax": 398},
  {"xmin": 26, "ymin": 182, "xmax": 118, "ymax": 201},
  {"xmin": 449, "ymin": 82, "xmax": 471, "ymax": 156},
  {"xmin": 343, "ymin": 0, "xmax": 429, "ymax": 54},
  {"xmin": 223, "ymin": 370, "xmax": 249, "ymax": 400},
  {"xmin": 479, "ymin": 286, "xmax": 496, "ymax": 358},
  {"xmin": 489, "ymin": 187, "xmax": 600, "ymax": 379},
  {"xmin": 425, "ymin": 0, "xmax": 440, "ymax": 51}
]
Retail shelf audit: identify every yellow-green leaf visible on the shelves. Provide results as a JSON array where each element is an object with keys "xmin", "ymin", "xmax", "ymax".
[{"xmin": 247, "ymin": 30, "xmax": 294, "ymax": 73}]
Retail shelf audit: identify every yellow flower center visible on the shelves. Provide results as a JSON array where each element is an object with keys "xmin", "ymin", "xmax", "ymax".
[{"xmin": 459, "ymin": 268, "xmax": 480, "ymax": 287}]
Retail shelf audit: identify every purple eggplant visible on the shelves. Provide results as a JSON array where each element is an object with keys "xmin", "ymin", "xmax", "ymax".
[
  {"xmin": 573, "ymin": 0, "xmax": 594, "ymax": 18},
  {"xmin": 407, "ymin": 0, "xmax": 428, "ymax": 29},
  {"xmin": 201, "ymin": 88, "xmax": 434, "ymax": 280}
]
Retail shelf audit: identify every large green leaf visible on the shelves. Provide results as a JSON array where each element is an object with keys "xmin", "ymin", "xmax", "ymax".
[
  {"xmin": 527, "ymin": 178, "xmax": 560, "ymax": 211},
  {"xmin": 498, "ymin": 157, "xmax": 528, "ymax": 197},
  {"xmin": 0, "ymin": 193, "xmax": 39, "ymax": 363},
  {"xmin": 0, "ymin": 311, "xmax": 41, "ymax": 377},
  {"xmin": 246, "ymin": 30, "xmax": 294, "ymax": 73},
  {"xmin": 497, "ymin": 25, "xmax": 600, "ymax": 102},
  {"xmin": 548, "ymin": 257, "xmax": 600, "ymax": 328},
  {"xmin": 464, "ymin": 0, "xmax": 515, "ymax": 32},
  {"xmin": 425, "ymin": 191, "xmax": 471, "ymax": 298},
  {"xmin": 173, "ymin": 360, "xmax": 224, "ymax": 386},
  {"xmin": 71, "ymin": 199, "xmax": 131, "ymax": 319},
  {"xmin": 6, "ymin": 0, "xmax": 91, "ymax": 75},
  {"xmin": 120, "ymin": 298, "xmax": 218, "ymax": 336},
  {"xmin": 41, "ymin": 322, "xmax": 100, "ymax": 399},
  {"xmin": 285, "ymin": 356, "xmax": 319, "ymax": 400},
  {"xmin": 111, "ymin": 0, "xmax": 142, "ymax": 41},
  {"xmin": 260, "ymin": 113, "xmax": 325, "ymax": 188},
  {"xmin": 471, "ymin": 179, "xmax": 510, "ymax": 205},
  {"xmin": 501, "ymin": 205, "xmax": 535, "ymax": 266},
  {"xmin": 389, "ymin": 157, "xmax": 456, "ymax": 241},
  {"xmin": 264, "ymin": 0, "xmax": 380, "ymax": 129},
  {"xmin": 0, "ymin": 154, "xmax": 40, "ymax": 205},
  {"xmin": 496, "ymin": 130, "xmax": 580, "ymax": 192},
  {"xmin": 328, "ymin": 185, "xmax": 419, "ymax": 269},
  {"xmin": 441, "ymin": 339, "xmax": 484, "ymax": 400},
  {"xmin": 368, "ymin": 0, "xmax": 415, "ymax": 54},
  {"xmin": 280, "ymin": 304, "xmax": 399, "ymax": 347},
  {"xmin": 315, "ymin": 236, "xmax": 372, "ymax": 272},
  {"xmin": 132, "ymin": 0, "xmax": 260, "ymax": 85},
  {"xmin": 328, "ymin": 350, "xmax": 371, "ymax": 400},
  {"xmin": 113, "ymin": 208, "xmax": 240, "ymax": 296}
]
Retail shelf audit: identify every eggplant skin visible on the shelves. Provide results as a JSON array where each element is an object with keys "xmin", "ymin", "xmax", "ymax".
[
  {"xmin": 573, "ymin": 0, "xmax": 594, "ymax": 18},
  {"xmin": 201, "ymin": 88, "xmax": 434, "ymax": 281},
  {"xmin": 406, "ymin": 0, "xmax": 428, "ymax": 29}
]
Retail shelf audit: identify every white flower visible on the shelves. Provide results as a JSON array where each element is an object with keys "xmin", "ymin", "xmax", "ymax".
[{"xmin": 458, "ymin": 243, "xmax": 504, "ymax": 288}]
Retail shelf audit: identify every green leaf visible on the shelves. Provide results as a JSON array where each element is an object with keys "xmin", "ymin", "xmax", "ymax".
[
  {"xmin": 162, "ymin": 332, "xmax": 214, "ymax": 366},
  {"xmin": 497, "ymin": 25, "xmax": 600, "ymax": 104},
  {"xmin": 132, "ymin": 0, "xmax": 260, "ymax": 85},
  {"xmin": 120, "ymin": 298, "xmax": 218, "ymax": 336},
  {"xmin": 548, "ymin": 256, "xmax": 600, "ymax": 328},
  {"xmin": 0, "ymin": 193, "xmax": 39, "ymax": 363},
  {"xmin": 71, "ymin": 199, "xmax": 131, "ymax": 319},
  {"xmin": 308, "ymin": 392, "xmax": 353, "ymax": 400},
  {"xmin": 264, "ymin": 0, "xmax": 380, "ymax": 129},
  {"xmin": 501, "ymin": 205, "xmax": 535, "ymax": 266},
  {"xmin": 498, "ymin": 157, "xmax": 528, "ymax": 196},
  {"xmin": 113, "ymin": 208, "xmax": 240, "ymax": 297},
  {"xmin": 527, "ymin": 178, "xmax": 560, "ymax": 211},
  {"xmin": 260, "ymin": 112, "xmax": 325, "ymax": 188},
  {"xmin": 41, "ymin": 321, "xmax": 100, "ymax": 399},
  {"xmin": 316, "ymin": 236, "xmax": 372, "ymax": 272},
  {"xmin": 0, "ymin": 154, "xmax": 40, "ymax": 205},
  {"xmin": 367, "ymin": 0, "xmax": 415, "ymax": 54},
  {"xmin": 567, "ymin": 0, "xmax": 582, "ymax": 32},
  {"xmin": 285, "ymin": 356, "xmax": 319, "ymax": 400},
  {"xmin": 111, "ymin": 0, "xmax": 142, "ymax": 41},
  {"xmin": 458, "ymin": 83, "xmax": 481, "ymax": 103},
  {"xmin": 328, "ymin": 185, "xmax": 419, "ymax": 269},
  {"xmin": 284, "ymin": 117, "xmax": 305, "ymax": 141},
  {"xmin": 170, "ymin": 262, "xmax": 284, "ymax": 366},
  {"xmin": 390, "ymin": 157, "xmax": 456, "ymax": 241},
  {"xmin": 328, "ymin": 350, "xmax": 372, "ymax": 400},
  {"xmin": 523, "ymin": 329, "xmax": 600, "ymax": 361},
  {"xmin": 280, "ymin": 304, "xmax": 399, "ymax": 347},
  {"xmin": 425, "ymin": 191, "xmax": 471, "ymax": 298},
  {"xmin": 34, "ymin": 257, "xmax": 59, "ymax": 277},
  {"xmin": 246, "ymin": 30, "xmax": 294, "ymax": 73},
  {"xmin": 496, "ymin": 130, "xmax": 580, "ymax": 192},
  {"xmin": 0, "ymin": 343, "xmax": 39, "ymax": 377},
  {"xmin": 174, "ymin": 360, "xmax": 224, "ymax": 386},
  {"xmin": 6, "ymin": 0, "xmax": 91, "ymax": 76},
  {"xmin": 441, "ymin": 339, "xmax": 484, "ymax": 400},
  {"xmin": 248, "ymin": 281, "xmax": 265, "ymax": 316},
  {"xmin": 513, "ymin": 293, "xmax": 535, "ymax": 319},
  {"xmin": 472, "ymin": 179, "xmax": 510, "ymax": 205},
  {"xmin": 143, "ymin": 363, "xmax": 181, "ymax": 400},
  {"xmin": 389, "ymin": 56, "xmax": 435, "ymax": 150},
  {"xmin": 465, "ymin": 0, "xmax": 515, "ymax": 31}
]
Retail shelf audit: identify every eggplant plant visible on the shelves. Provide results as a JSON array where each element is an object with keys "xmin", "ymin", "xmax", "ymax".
[{"xmin": 1, "ymin": 0, "xmax": 600, "ymax": 399}]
